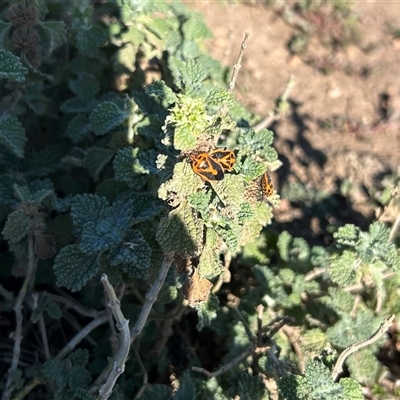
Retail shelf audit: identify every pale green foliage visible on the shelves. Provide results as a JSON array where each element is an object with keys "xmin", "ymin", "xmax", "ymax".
[
  {"xmin": 2, "ymin": 210, "xmax": 30, "ymax": 243},
  {"xmin": 0, "ymin": 49, "xmax": 28, "ymax": 81},
  {"xmin": 0, "ymin": 116, "xmax": 27, "ymax": 158},
  {"xmin": 156, "ymin": 201, "xmax": 202, "ymax": 257},
  {"xmin": 195, "ymin": 293, "xmax": 219, "ymax": 331},
  {"xmin": 278, "ymin": 359, "xmax": 363, "ymax": 400}
]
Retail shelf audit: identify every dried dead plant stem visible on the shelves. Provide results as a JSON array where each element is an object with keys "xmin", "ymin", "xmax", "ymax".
[
  {"xmin": 3, "ymin": 234, "xmax": 36, "ymax": 400},
  {"xmin": 253, "ymin": 75, "xmax": 295, "ymax": 132},
  {"xmin": 97, "ymin": 274, "xmax": 130, "ymax": 400},
  {"xmin": 130, "ymin": 254, "xmax": 173, "ymax": 343},
  {"xmin": 332, "ymin": 314, "xmax": 395, "ymax": 381},
  {"xmin": 227, "ymin": 32, "xmax": 250, "ymax": 93}
]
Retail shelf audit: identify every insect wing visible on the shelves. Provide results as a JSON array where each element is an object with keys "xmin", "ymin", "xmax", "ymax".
[
  {"xmin": 261, "ymin": 171, "xmax": 274, "ymax": 197},
  {"xmin": 209, "ymin": 149, "xmax": 236, "ymax": 171},
  {"xmin": 191, "ymin": 153, "xmax": 225, "ymax": 181}
]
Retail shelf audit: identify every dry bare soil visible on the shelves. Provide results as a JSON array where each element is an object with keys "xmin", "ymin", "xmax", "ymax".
[{"xmin": 188, "ymin": 0, "xmax": 400, "ymax": 241}]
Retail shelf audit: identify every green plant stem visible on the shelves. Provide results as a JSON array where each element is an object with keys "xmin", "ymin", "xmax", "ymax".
[
  {"xmin": 2, "ymin": 234, "xmax": 36, "ymax": 400},
  {"xmin": 332, "ymin": 314, "xmax": 395, "ymax": 381},
  {"xmin": 97, "ymin": 274, "xmax": 131, "ymax": 400}
]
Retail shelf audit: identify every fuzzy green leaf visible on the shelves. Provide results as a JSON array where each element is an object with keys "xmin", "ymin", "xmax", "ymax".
[
  {"xmin": 234, "ymin": 372, "xmax": 267, "ymax": 400},
  {"xmin": 70, "ymin": 194, "xmax": 110, "ymax": 237},
  {"xmin": 79, "ymin": 200, "xmax": 134, "ymax": 254},
  {"xmin": 90, "ymin": 101, "xmax": 130, "ymax": 136},
  {"xmin": 61, "ymin": 98, "xmax": 94, "ymax": 113},
  {"xmin": 53, "ymin": 244, "xmax": 99, "ymax": 291},
  {"xmin": 85, "ymin": 147, "xmax": 114, "ymax": 181},
  {"xmin": 175, "ymin": 371, "xmax": 196, "ymax": 400},
  {"xmin": 38, "ymin": 21, "xmax": 67, "ymax": 54},
  {"xmin": 327, "ymin": 250, "xmax": 358, "ymax": 286},
  {"xmin": 67, "ymin": 365, "xmax": 92, "ymax": 388},
  {"xmin": 156, "ymin": 201, "xmax": 201, "ymax": 257},
  {"xmin": 75, "ymin": 25, "xmax": 107, "ymax": 58},
  {"xmin": 340, "ymin": 378, "xmax": 364, "ymax": 399},
  {"xmin": 31, "ymin": 295, "xmax": 62, "ymax": 323},
  {"xmin": 0, "ymin": 49, "xmax": 28, "ymax": 82},
  {"xmin": 195, "ymin": 293, "xmax": 219, "ymax": 331},
  {"xmin": 326, "ymin": 310, "xmax": 381, "ymax": 349},
  {"xmin": 179, "ymin": 59, "xmax": 207, "ymax": 95},
  {"xmin": 145, "ymin": 80, "xmax": 177, "ymax": 105},
  {"xmin": 42, "ymin": 359, "xmax": 68, "ymax": 389},
  {"xmin": 69, "ymin": 73, "xmax": 100, "ymax": 101},
  {"xmin": 198, "ymin": 229, "xmax": 222, "ymax": 279},
  {"xmin": 304, "ymin": 360, "xmax": 343, "ymax": 398},
  {"xmin": 68, "ymin": 349, "xmax": 89, "ymax": 367},
  {"xmin": 2, "ymin": 211, "xmax": 30, "ymax": 244},
  {"xmin": 137, "ymin": 384, "xmax": 172, "ymax": 400},
  {"xmin": 0, "ymin": 116, "xmax": 27, "ymax": 158},
  {"xmin": 108, "ymin": 229, "xmax": 152, "ymax": 279},
  {"xmin": 333, "ymin": 224, "xmax": 360, "ymax": 246}
]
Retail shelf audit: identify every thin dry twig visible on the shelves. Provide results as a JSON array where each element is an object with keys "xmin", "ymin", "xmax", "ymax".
[
  {"xmin": 11, "ymin": 313, "xmax": 108, "ymax": 400},
  {"xmin": 91, "ymin": 255, "xmax": 173, "ymax": 394},
  {"xmin": 192, "ymin": 345, "xmax": 254, "ymax": 378},
  {"xmin": 32, "ymin": 293, "xmax": 50, "ymax": 361},
  {"xmin": 253, "ymin": 75, "xmax": 295, "ymax": 132},
  {"xmin": 133, "ymin": 347, "xmax": 148, "ymax": 400},
  {"xmin": 332, "ymin": 314, "xmax": 395, "ymax": 381},
  {"xmin": 130, "ymin": 255, "xmax": 173, "ymax": 343},
  {"xmin": 43, "ymin": 291, "xmax": 104, "ymax": 318},
  {"xmin": 3, "ymin": 235, "xmax": 37, "ymax": 400},
  {"xmin": 97, "ymin": 274, "xmax": 131, "ymax": 400},
  {"xmin": 389, "ymin": 215, "xmax": 400, "ymax": 242},
  {"xmin": 227, "ymin": 32, "xmax": 250, "ymax": 93}
]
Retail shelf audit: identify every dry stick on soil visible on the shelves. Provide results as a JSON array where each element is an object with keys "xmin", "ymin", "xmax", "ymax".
[
  {"xmin": 227, "ymin": 32, "xmax": 250, "ymax": 93},
  {"xmin": 97, "ymin": 274, "xmax": 130, "ymax": 400},
  {"xmin": 332, "ymin": 314, "xmax": 395, "ymax": 381},
  {"xmin": 253, "ymin": 75, "xmax": 295, "ymax": 133},
  {"xmin": 389, "ymin": 215, "xmax": 400, "ymax": 242},
  {"xmin": 2, "ymin": 235, "xmax": 37, "ymax": 400}
]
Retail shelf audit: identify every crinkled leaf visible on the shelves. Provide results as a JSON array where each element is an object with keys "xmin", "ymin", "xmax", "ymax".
[
  {"xmin": 195, "ymin": 293, "xmax": 219, "ymax": 331},
  {"xmin": 71, "ymin": 194, "xmax": 109, "ymax": 236},
  {"xmin": 66, "ymin": 114, "xmax": 90, "ymax": 143},
  {"xmin": 90, "ymin": 101, "xmax": 130, "ymax": 136},
  {"xmin": 2, "ymin": 210, "xmax": 30, "ymax": 243},
  {"xmin": 75, "ymin": 25, "xmax": 107, "ymax": 58},
  {"xmin": 156, "ymin": 201, "xmax": 201, "ymax": 257},
  {"xmin": 38, "ymin": 21, "xmax": 67, "ymax": 55},
  {"xmin": 69, "ymin": 73, "xmax": 100, "ymax": 101},
  {"xmin": 85, "ymin": 147, "xmax": 114, "ymax": 181},
  {"xmin": 53, "ymin": 244, "xmax": 99, "ymax": 291},
  {"xmin": 0, "ymin": 49, "xmax": 28, "ymax": 82},
  {"xmin": 328, "ymin": 250, "xmax": 358, "ymax": 286},
  {"xmin": 174, "ymin": 371, "xmax": 195, "ymax": 400},
  {"xmin": 108, "ymin": 229, "xmax": 152, "ymax": 279},
  {"xmin": 0, "ymin": 116, "xmax": 27, "ymax": 158}
]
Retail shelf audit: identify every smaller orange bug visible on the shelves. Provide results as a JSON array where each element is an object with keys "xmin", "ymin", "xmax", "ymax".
[
  {"xmin": 261, "ymin": 171, "xmax": 274, "ymax": 198},
  {"xmin": 190, "ymin": 153, "xmax": 225, "ymax": 182},
  {"xmin": 208, "ymin": 148, "xmax": 236, "ymax": 172}
]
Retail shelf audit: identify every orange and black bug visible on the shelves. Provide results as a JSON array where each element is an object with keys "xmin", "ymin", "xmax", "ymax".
[
  {"xmin": 261, "ymin": 171, "xmax": 274, "ymax": 198},
  {"xmin": 190, "ymin": 153, "xmax": 225, "ymax": 182},
  {"xmin": 208, "ymin": 148, "xmax": 236, "ymax": 172}
]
